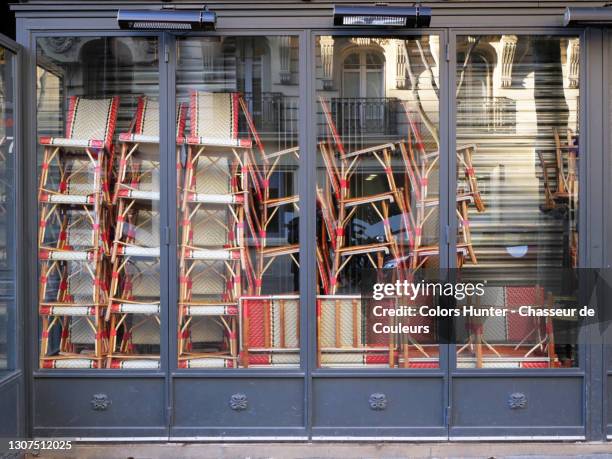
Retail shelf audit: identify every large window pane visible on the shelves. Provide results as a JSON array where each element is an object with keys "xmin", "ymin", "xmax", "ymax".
[
  {"xmin": 176, "ymin": 37, "xmax": 300, "ymax": 369},
  {"xmin": 315, "ymin": 35, "xmax": 445, "ymax": 369},
  {"xmin": 0, "ymin": 45, "xmax": 16, "ymax": 373},
  {"xmin": 455, "ymin": 35, "xmax": 580, "ymax": 369},
  {"xmin": 36, "ymin": 37, "xmax": 160, "ymax": 369}
]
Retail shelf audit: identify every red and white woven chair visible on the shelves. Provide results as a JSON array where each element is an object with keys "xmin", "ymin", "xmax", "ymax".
[
  {"xmin": 239, "ymin": 295, "xmax": 300, "ymax": 368},
  {"xmin": 106, "ymin": 313, "xmax": 160, "ymax": 369},
  {"xmin": 316, "ymin": 295, "xmax": 437, "ymax": 368},
  {"xmin": 316, "ymin": 295, "xmax": 393, "ymax": 368},
  {"xmin": 39, "ymin": 258, "xmax": 109, "ymax": 369},
  {"xmin": 317, "ymin": 97, "xmax": 404, "ymax": 294},
  {"xmin": 454, "ymin": 286, "xmax": 559, "ymax": 369},
  {"xmin": 177, "ymin": 91, "xmax": 266, "ymax": 368},
  {"xmin": 38, "ymin": 95, "xmax": 119, "ymax": 369},
  {"xmin": 114, "ymin": 96, "xmax": 187, "ymax": 203},
  {"xmin": 255, "ymin": 146, "xmax": 300, "ymax": 295}
]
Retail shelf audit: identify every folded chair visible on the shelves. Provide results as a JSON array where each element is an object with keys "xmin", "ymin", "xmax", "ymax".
[
  {"xmin": 456, "ymin": 286, "xmax": 504, "ymax": 368},
  {"xmin": 240, "ymin": 295, "xmax": 300, "ymax": 367},
  {"xmin": 178, "ymin": 205, "xmax": 241, "ymax": 368},
  {"xmin": 107, "ymin": 313, "xmax": 160, "ymax": 369},
  {"xmin": 398, "ymin": 104, "xmax": 485, "ymax": 269},
  {"xmin": 507, "ymin": 286, "xmax": 559, "ymax": 368},
  {"xmin": 318, "ymin": 97, "xmax": 404, "ymax": 294},
  {"xmin": 39, "ymin": 258, "xmax": 108, "ymax": 368},
  {"xmin": 454, "ymin": 286, "xmax": 560, "ymax": 369},
  {"xmin": 38, "ymin": 95, "xmax": 119, "ymax": 369},
  {"xmin": 538, "ymin": 128, "xmax": 578, "ymax": 211},
  {"xmin": 114, "ymin": 96, "xmax": 187, "ymax": 203},
  {"xmin": 316, "ymin": 294, "xmax": 438, "ymax": 369},
  {"xmin": 255, "ymin": 146, "xmax": 300, "ymax": 295}
]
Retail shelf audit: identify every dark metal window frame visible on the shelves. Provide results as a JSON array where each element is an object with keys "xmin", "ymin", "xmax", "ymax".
[{"xmin": 9, "ymin": 5, "xmax": 611, "ymax": 441}]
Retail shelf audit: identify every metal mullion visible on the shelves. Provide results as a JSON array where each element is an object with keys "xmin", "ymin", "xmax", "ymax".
[
  {"xmin": 447, "ymin": 28, "xmax": 459, "ymax": 384},
  {"xmin": 299, "ymin": 28, "xmax": 315, "ymax": 439},
  {"xmin": 583, "ymin": 26, "xmax": 604, "ymax": 442},
  {"xmin": 439, "ymin": 28, "xmax": 453, "ymax": 438},
  {"xmin": 161, "ymin": 31, "xmax": 175, "ymax": 436}
]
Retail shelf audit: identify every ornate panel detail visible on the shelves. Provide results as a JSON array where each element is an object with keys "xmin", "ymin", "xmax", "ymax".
[
  {"xmin": 369, "ymin": 392, "xmax": 387, "ymax": 411},
  {"xmin": 508, "ymin": 392, "xmax": 527, "ymax": 409},
  {"xmin": 229, "ymin": 393, "xmax": 248, "ymax": 411},
  {"xmin": 90, "ymin": 393, "xmax": 111, "ymax": 411}
]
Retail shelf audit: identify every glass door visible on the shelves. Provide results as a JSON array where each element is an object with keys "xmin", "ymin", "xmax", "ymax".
[
  {"xmin": 311, "ymin": 32, "xmax": 450, "ymax": 439},
  {"xmin": 33, "ymin": 34, "xmax": 169, "ymax": 438},
  {"xmin": 170, "ymin": 34, "xmax": 307, "ymax": 437},
  {"xmin": 449, "ymin": 32, "xmax": 585, "ymax": 439}
]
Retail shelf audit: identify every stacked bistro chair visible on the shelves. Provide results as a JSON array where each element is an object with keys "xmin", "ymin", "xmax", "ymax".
[
  {"xmin": 38, "ymin": 95, "xmax": 119, "ymax": 368},
  {"xmin": 240, "ymin": 295, "xmax": 300, "ymax": 367},
  {"xmin": 316, "ymin": 294, "xmax": 437, "ymax": 368},
  {"xmin": 315, "ymin": 97, "xmax": 487, "ymax": 368},
  {"xmin": 177, "ymin": 90, "xmax": 259, "ymax": 369},
  {"xmin": 317, "ymin": 97, "xmax": 400, "ymax": 296},
  {"xmin": 456, "ymin": 285, "xmax": 559, "ymax": 368},
  {"xmin": 106, "ymin": 96, "xmax": 186, "ymax": 369},
  {"xmin": 399, "ymin": 103, "xmax": 484, "ymax": 269},
  {"xmin": 253, "ymin": 143, "xmax": 300, "ymax": 296},
  {"xmin": 315, "ymin": 97, "xmax": 413, "ymax": 367},
  {"xmin": 538, "ymin": 127, "xmax": 579, "ymax": 267}
]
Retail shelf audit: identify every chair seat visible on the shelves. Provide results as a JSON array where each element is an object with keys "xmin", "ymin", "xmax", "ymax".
[
  {"xmin": 39, "ymin": 136, "xmax": 106, "ymax": 149},
  {"xmin": 178, "ymin": 357, "xmax": 235, "ymax": 368},
  {"xmin": 185, "ymin": 248, "xmax": 241, "ymax": 261},
  {"xmin": 39, "ymin": 249, "xmax": 95, "ymax": 261},
  {"xmin": 40, "ymin": 193, "xmax": 96, "ymax": 205},
  {"xmin": 110, "ymin": 302, "xmax": 160, "ymax": 314},
  {"xmin": 261, "ymin": 244, "xmax": 300, "ymax": 258},
  {"xmin": 263, "ymin": 195, "xmax": 299, "ymax": 208},
  {"xmin": 119, "ymin": 133, "xmax": 160, "ymax": 144},
  {"xmin": 187, "ymin": 193, "xmax": 244, "ymax": 204},
  {"xmin": 109, "ymin": 359, "xmax": 160, "ymax": 369},
  {"xmin": 184, "ymin": 136, "xmax": 252, "ymax": 148},
  {"xmin": 244, "ymin": 354, "xmax": 300, "ymax": 366},
  {"xmin": 183, "ymin": 304, "xmax": 238, "ymax": 316},
  {"xmin": 39, "ymin": 306, "xmax": 97, "ymax": 316},
  {"xmin": 116, "ymin": 189, "xmax": 160, "ymax": 201},
  {"xmin": 117, "ymin": 246, "xmax": 160, "ymax": 257},
  {"xmin": 337, "ymin": 243, "xmax": 390, "ymax": 257},
  {"xmin": 41, "ymin": 358, "xmax": 100, "ymax": 369}
]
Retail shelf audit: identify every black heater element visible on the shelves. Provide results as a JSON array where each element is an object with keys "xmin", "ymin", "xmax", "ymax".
[
  {"xmin": 333, "ymin": 5, "xmax": 431, "ymax": 28},
  {"xmin": 117, "ymin": 9, "xmax": 216, "ymax": 31},
  {"xmin": 563, "ymin": 7, "xmax": 612, "ymax": 26}
]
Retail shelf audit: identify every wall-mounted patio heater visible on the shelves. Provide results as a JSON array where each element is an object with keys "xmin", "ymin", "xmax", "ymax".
[
  {"xmin": 117, "ymin": 9, "xmax": 216, "ymax": 30},
  {"xmin": 333, "ymin": 5, "xmax": 431, "ymax": 28},
  {"xmin": 563, "ymin": 7, "xmax": 612, "ymax": 26}
]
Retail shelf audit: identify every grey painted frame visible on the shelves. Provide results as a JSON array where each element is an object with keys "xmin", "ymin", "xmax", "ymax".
[
  {"xmin": 9, "ymin": 2, "xmax": 611, "ymax": 442},
  {"xmin": 0, "ymin": 31, "xmax": 26, "ymax": 440}
]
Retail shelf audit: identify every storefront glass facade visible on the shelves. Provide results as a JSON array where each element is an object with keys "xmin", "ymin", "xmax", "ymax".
[{"xmin": 2, "ymin": 0, "xmax": 612, "ymax": 442}]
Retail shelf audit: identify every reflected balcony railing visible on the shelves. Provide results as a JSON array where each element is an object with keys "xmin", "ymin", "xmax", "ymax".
[
  {"xmin": 240, "ymin": 92, "xmax": 299, "ymax": 151},
  {"xmin": 457, "ymin": 96, "xmax": 517, "ymax": 133},
  {"xmin": 329, "ymin": 97, "xmax": 400, "ymax": 151}
]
